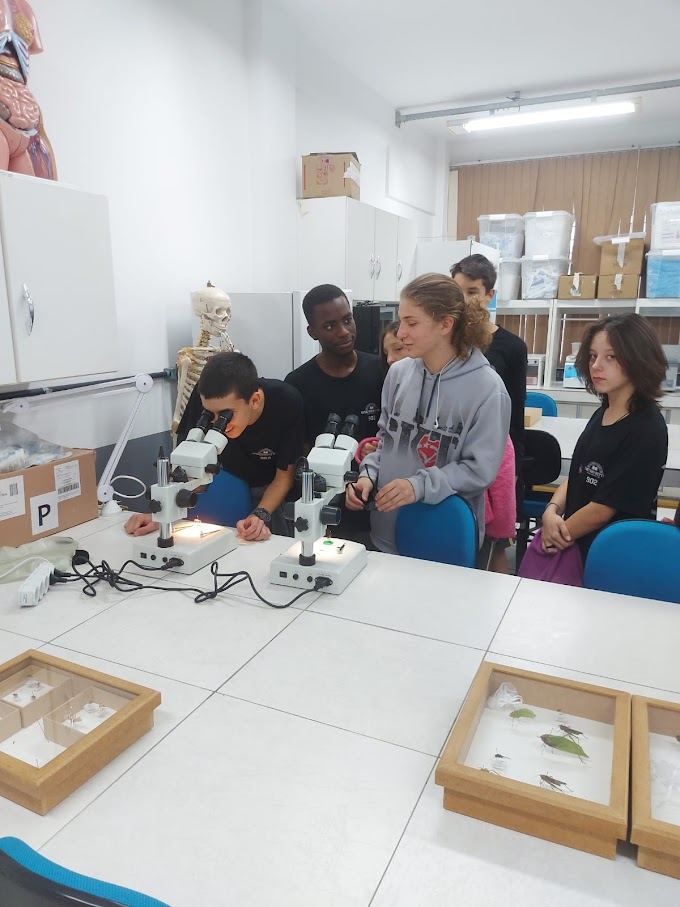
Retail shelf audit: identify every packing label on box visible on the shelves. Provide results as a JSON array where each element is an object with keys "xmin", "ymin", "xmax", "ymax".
[
  {"xmin": 0, "ymin": 475, "xmax": 25, "ymax": 521},
  {"xmin": 30, "ymin": 491, "xmax": 59, "ymax": 535},
  {"xmin": 54, "ymin": 460, "xmax": 81, "ymax": 502}
]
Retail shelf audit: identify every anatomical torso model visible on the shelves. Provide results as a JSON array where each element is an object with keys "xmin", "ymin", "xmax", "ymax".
[{"xmin": 0, "ymin": 0, "xmax": 56, "ymax": 178}]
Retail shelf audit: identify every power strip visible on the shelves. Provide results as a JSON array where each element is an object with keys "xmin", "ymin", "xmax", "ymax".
[{"xmin": 18, "ymin": 563, "xmax": 54, "ymax": 607}]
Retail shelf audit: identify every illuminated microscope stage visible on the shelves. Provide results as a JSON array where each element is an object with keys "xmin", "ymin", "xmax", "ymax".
[
  {"xmin": 132, "ymin": 521, "xmax": 237, "ymax": 575},
  {"xmin": 270, "ymin": 537, "xmax": 367, "ymax": 595}
]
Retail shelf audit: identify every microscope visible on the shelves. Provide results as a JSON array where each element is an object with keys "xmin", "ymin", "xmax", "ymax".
[
  {"xmin": 270, "ymin": 414, "xmax": 368, "ymax": 595},
  {"xmin": 132, "ymin": 409, "xmax": 237, "ymax": 574}
]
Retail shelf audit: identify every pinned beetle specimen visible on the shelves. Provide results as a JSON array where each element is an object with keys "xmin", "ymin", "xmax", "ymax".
[
  {"xmin": 479, "ymin": 766, "xmax": 501, "ymax": 775},
  {"xmin": 509, "ymin": 708, "xmax": 536, "ymax": 723},
  {"xmin": 540, "ymin": 733, "xmax": 589, "ymax": 762},
  {"xmin": 539, "ymin": 773, "xmax": 573, "ymax": 793}
]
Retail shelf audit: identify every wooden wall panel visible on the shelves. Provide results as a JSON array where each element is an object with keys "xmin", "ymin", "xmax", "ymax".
[{"xmin": 457, "ymin": 148, "xmax": 680, "ymax": 274}]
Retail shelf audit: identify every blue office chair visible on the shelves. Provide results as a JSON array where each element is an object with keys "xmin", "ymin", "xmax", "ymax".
[
  {"xmin": 584, "ymin": 520, "xmax": 680, "ymax": 603},
  {"xmin": 525, "ymin": 391, "xmax": 558, "ymax": 417},
  {"xmin": 191, "ymin": 469, "xmax": 252, "ymax": 526},
  {"xmin": 0, "ymin": 836, "xmax": 170, "ymax": 906},
  {"xmin": 395, "ymin": 496, "xmax": 478, "ymax": 568},
  {"xmin": 516, "ymin": 429, "xmax": 562, "ymax": 569}
]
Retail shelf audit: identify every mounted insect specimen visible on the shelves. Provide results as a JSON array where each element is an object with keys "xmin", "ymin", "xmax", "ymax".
[
  {"xmin": 540, "ymin": 733, "xmax": 589, "ymax": 763},
  {"xmin": 539, "ymin": 773, "xmax": 573, "ymax": 793}
]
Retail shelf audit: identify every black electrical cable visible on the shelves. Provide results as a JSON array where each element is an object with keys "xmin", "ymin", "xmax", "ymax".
[{"xmin": 54, "ymin": 557, "xmax": 323, "ymax": 608}]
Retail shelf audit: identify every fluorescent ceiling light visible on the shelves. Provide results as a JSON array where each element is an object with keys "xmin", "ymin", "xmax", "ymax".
[{"xmin": 459, "ymin": 101, "xmax": 636, "ymax": 133}]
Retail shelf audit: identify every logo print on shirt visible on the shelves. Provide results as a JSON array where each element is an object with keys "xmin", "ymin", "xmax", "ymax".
[
  {"xmin": 362, "ymin": 402, "xmax": 379, "ymax": 420},
  {"xmin": 585, "ymin": 461, "xmax": 604, "ymax": 479},
  {"xmin": 254, "ymin": 448, "xmax": 275, "ymax": 461},
  {"xmin": 417, "ymin": 434, "xmax": 440, "ymax": 468}
]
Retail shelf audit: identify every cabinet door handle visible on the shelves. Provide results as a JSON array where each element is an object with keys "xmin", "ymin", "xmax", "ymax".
[
  {"xmin": 397, "ymin": 261, "xmax": 403, "ymax": 281},
  {"xmin": 22, "ymin": 283, "xmax": 34, "ymax": 335},
  {"xmin": 375, "ymin": 256, "xmax": 382, "ymax": 278},
  {"xmin": 369, "ymin": 254, "xmax": 375, "ymax": 278}
]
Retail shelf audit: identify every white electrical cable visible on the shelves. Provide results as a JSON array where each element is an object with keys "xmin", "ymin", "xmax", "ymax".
[
  {"xmin": 108, "ymin": 475, "xmax": 147, "ymax": 500},
  {"xmin": 0, "ymin": 556, "xmax": 52, "ymax": 581}
]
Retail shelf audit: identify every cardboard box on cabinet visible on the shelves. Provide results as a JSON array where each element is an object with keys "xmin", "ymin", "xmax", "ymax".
[{"xmin": 301, "ymin": 152, "xmax": 361, "ymax": 200}]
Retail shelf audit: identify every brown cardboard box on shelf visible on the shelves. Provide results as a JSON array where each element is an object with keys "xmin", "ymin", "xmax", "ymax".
[
  {"xmin": 301, "ymin": 152, "xmax": 360, "ymax": 200},
  {"xmin": 597, "ymin": 274, "xmax": 641, "ymax": 300},
  {"xmin": 599, "ymin": 238, "xmax": 645, "ymax": 276},
  {"xmin": 0, "ymin": 449, "xmax": 98, "ymax": 547},
  {"xmin": 558, "ymin": 274, "xmax": 598, "ymax": 299}
]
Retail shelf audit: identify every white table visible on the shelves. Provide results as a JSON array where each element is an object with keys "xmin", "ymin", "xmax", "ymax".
[
  {"xmin": 1, "ymin": 516, "xmax": 679, "ymax": 905},
  {"xmin": 531, "ymin": 415, "xmax": 680, "ymax": 487}
]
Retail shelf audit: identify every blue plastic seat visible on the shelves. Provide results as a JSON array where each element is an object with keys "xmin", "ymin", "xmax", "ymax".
[
  {"xmin": 525, "ymin": 391, "xmax": 558, "ymax": 417},
  {"xmin": 0, "ymin": 836, "xmax": 170, "ymax": 906},
  {"xmin": 583, "ymin": 520, "xmax": 680, "ymax": 603},
  {"xmin": 395, "ymin": 496, "xmax": 478, "ymax": 568},
  {"xmin": 191, "ymin": 469, "xmax": 252, "ymax": 527}
]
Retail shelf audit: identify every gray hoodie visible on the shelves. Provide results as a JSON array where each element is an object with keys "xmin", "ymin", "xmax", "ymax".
[{"xmin": 360, "ymin": 350, "xmax": 511, "ymax": 554}]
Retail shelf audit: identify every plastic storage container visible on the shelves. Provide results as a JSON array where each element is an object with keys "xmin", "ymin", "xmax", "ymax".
[
  {"xmin": 521, "ymin": 255, "xmax": 569, "ymax": 299},
  {"xmin": 524, "ymin": 211, "xmax": 574, "ymax": 258},
  {"xmin": 496, "ymin": 258, "xmax": 521, "ymax": 301},
  {"xmin": 477, "ymin": 214, "xmax": 524, "ymax": 258},
  {"xmin": 646, "ymin": 250, "xmax": 680, "ymax": 298},
  {"xmin": 651, "ymin": 203, "xmax": 680, "ymax": 250}
]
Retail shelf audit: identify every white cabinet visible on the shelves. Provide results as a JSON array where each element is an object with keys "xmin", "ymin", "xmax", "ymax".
[
  {"xmin": 396, "ymin": 216, "xmax": 417, "ymax": 294},
  {"xmin": 298, "ymin": 197, "xmax": 416, "ymax": 302},
  {"xmin": 0, "ymin": 172, "xmax": 118, "ymax": 385}
]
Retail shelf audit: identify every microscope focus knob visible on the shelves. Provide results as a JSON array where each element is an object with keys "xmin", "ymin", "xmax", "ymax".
[
  {"xmin": 205, "ymin": 463, "xmax": 221, "ymax": 476},
  {"xmin": 148, "ymin": 499, "xmax": 162, "ymax": 514},
  {"xmin": 321, "ymin": 506, "xmax": 341, "ymax": 526},
  {"xmin": 175, "ymin": 489, "xmax": 198, "ymax": 509},
  {"xmin": 293, "ymin": 517, "xmax": 309, "ymax": 533}
]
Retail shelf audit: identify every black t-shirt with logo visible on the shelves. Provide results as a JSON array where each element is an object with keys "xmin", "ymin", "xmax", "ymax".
[
  {"xmin": 177, "ymin": 379, "xmax": 305, "ymax": 487},
  {"xmin": 285, "ymin": 351, "xmax": 384, "ymax": 446},
  {"xmin": 565, "ymin": 403, "xmax": 668, "ymax": 556}
]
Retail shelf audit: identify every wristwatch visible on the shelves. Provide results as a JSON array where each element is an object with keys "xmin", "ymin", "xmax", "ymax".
[{"xmin": 251, "ymin": 507, "xmax": 272, "ymax": 526}]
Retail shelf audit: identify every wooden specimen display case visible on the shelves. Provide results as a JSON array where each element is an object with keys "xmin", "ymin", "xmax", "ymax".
[
  {"xmin": 631, "ymin": 695, "xmax": 680, "ymax": 879},
  {"xmin": 0, "ymin": 650, "xmax": 161, "ymax": 815},
  {"xmin": 435, "ymin": 662, "xmax": 631, "ymax": 858}
]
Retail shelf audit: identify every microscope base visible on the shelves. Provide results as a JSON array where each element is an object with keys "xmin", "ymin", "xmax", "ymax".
[
  {"xmin": 270, "ymin": 538, "xmax": 367, "ymax": 595},
  {"xmin": 132, "ymin": 524, "xmax": 237, "ymax": 575}
]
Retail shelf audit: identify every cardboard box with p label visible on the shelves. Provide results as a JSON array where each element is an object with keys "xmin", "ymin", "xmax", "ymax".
[{"xmin": 0, "ymin": 449, "xmax": 98, "ymax": 547}]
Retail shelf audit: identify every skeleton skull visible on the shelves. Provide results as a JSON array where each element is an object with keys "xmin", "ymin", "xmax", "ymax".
[{"xmin": 190, "ymin": 281, "xmax": 232, "ymax": 337}]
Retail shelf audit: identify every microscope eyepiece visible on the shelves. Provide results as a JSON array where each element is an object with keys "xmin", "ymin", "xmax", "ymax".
[
  {"xmin": 195, "ymin": 409, "xmax": 213, "ymax": 433},
  {"xmin": 323, "ymin": 413, "xmax": 342, "ymax": 437},
  {"xmin": 212, "ymin": 409, "xmax": 233, "ymax": 434},
  {"xmin": 339, "ymin": 414, "xmax": 360, "ymax": 438}
]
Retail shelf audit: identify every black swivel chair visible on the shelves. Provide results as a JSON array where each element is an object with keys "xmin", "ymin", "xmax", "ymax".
[{"xmin": 516, "ymin": 430, "xmax": 562, "ymax": 569}]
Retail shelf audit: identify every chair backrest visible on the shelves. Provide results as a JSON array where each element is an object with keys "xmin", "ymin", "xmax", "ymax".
[
  {"xmin": 525, "ymin": 391, "xmax": 558, "ymax": 417},
  {"xmin": 584, "ymin": 520, "xmax": 680, "ymax": 603},
  {"xmin": 0, "ymin": 836, "xmax": 171, "ymax": 906},
  {"xmin": 521, "ymin": 429, "xmax": 562, "ymax": 487},
  {"xmin": 395, "ymin": 496, "xmax": 478, "ymax": 568},
  {"xmin": 191, "ymin": 469, "xmax": 252, "ymax": 526}
]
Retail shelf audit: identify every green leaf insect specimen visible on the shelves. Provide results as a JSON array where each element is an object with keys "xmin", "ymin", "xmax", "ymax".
[
  {"xmin": 509, "ymin": 708, "xmax": 536, "ymax": 722},
  {"xmin": 540, "ymin": 733, "xmax": 589, "ymax": 762},
  {"xmin": 539, "ymin": 773, "xmax": 573, "ymax": 792}
]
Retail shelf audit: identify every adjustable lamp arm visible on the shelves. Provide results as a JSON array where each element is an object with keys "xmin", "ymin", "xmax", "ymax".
[{"xmin": 97, "ymin": 374, "xmax": 154, "ymax": 515}]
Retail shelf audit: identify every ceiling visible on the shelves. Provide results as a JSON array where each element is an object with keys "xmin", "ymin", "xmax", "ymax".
[{"xmin": 275, "ymin": 0, "xmax": 680, "ymax": 164}]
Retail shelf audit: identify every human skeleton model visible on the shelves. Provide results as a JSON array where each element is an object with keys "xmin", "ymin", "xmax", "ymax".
[{"xmin": 172, "ymin": 282, "xmax": 234, "ymax": 434}]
